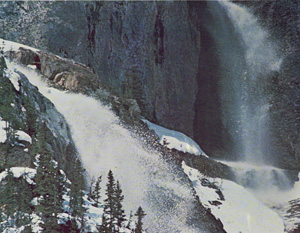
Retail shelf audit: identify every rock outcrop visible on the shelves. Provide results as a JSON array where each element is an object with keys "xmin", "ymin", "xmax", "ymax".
[
  {"xmin": 0, "ymin": 66, "xmax": 77, "ymax": 172},
  {"xmin": 8, "ymin": 48, "xmax": 142, "ymax": 126}
]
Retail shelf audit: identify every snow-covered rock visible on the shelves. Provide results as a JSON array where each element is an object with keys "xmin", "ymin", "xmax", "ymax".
[
  {"xmin": 143, "ymin": 119, "xmax": 207, "ymax": 156},
  {"xmin": 0, "ymin": 39, "xmax": 39, "ymax": 53},
  {"xmin": 15, "ymin": 130, "xmax": 32, "ymax": 144},
  {"xmin": 0, "ymin": 167, "xmax": 36, "ymax": 185}
]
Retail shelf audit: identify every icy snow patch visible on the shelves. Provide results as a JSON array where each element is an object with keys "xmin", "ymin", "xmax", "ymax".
[
  {"xmin": 15, "ymin": 130, "xmax": 32, "ymax": 143},
  {"xmin": 0, "ymin": 120, "xmax": 7, "ymax": 143},
  {"xmin": 0, "ymin": 38, "xmax": 39, "ymax": 53},
  {"xmin": 143, "ymin": 119, "xmax": 207, "ymax": 157},
  {"xmin": 182, "ymin": 162, "xmax": 285, "ymax": 233},
  {"xmin": 27, "ymin": 64, "xmax": 37, "ymax": 70}
]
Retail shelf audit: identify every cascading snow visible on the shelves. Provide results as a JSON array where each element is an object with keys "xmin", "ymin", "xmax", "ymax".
[{"xmin": 8, "ymin": 60, "xmax": 204, "ymax": 233}]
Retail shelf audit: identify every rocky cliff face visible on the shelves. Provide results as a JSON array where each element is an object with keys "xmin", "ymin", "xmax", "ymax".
[
  {"xmin": 2, "ymin": 1, "xmax": 300, "ymax": 168},
  {"xmin": 0, "ymin": 1, "xmax": 200, "ymax": 139},
  {"xmin": 0, "ymin": 1, "xmax": 226, "ymax": 158}
]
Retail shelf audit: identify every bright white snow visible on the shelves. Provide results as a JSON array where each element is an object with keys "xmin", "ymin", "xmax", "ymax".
[
  {"xmin": 143, "ymin": 119, "xmax": 207, "ymax": 157},
  {"xmin": 0, "ymin": 167, "xmax": 36, "ymax": 185},
  {"xmin": 0, "ymin": 38, "xmax": 39, "ymax": 53},
  {"xmin": 218, "ymin": 160, "xmax": 300, "ymax": 231},
  {"xmin": 182, "ymin": 162, "xmax": 285, "ymax": 233},
  {"xmin": 15, "ymin": 130, "xmax": 32, "ymax": 144},
  {"xmin": 0, "ymin": 120, "xmax": 7, "ymax": 143}
]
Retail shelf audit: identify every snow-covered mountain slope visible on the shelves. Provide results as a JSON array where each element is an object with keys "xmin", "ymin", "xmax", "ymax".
[{"xmin": 217, "ymin": 161, "xmax": 300, "ymax": 232}]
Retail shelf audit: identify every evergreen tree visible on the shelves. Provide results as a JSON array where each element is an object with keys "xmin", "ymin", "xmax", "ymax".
[
  {"xmin": 0, "ymin": 56, "xmax": 7, "ymax": 77},
  {"xmin": 0, "ymin": 77, "xmax": 15, "ymax": 144},
  {"xmin": 0, "ymin": 167, "xmax": 18, "ymax": 223},
  {"xmin": 0, "ymin": 40, "xmax": 16, "ymax": 145},
  {"xmin": 101, "ymin": 171, "xmax": 127, "ymax": 233},
  {"xmin": 97, "ymin": 214, "xmax": 109, "ymax": 233},
  {"xmin": 92, "ymin": 175, "xmax": 102, "ymax": 208},
  {"xmin": 134, "ymin": 207, "xmax": 146, "ymax": 233},
  {"xmin": 23, "ymin": 97, "xmax": 37, "ymax": 137},
  {"xmin": 15, "ymin": 176, "xmax": 33, "ymax": 228},
  {"xmin": 0, "ymin": 165, "xmax": 32, "ymax": 230},
  {"xmin": 69, "ymin": 158, "xmax": 86, "ymax": 231},
  {"xmin": 103, "ymin": 170, "xmax": 116, "ymax": 232},
  {"xmin": 0, "ymin": 38, "xmax": 7, "ymax": 77},
  {"xmin": 114, "ymin": 181, "xmax": 126, "ymax": 231},
  {"xmin": 34, "ymin": 123, "xmax": 64, "ymax": 233},
  {"xmin": 126, "ymin": 211, "xmax": 133, "ymax": 230},
  {"xmin": 87, "ymin": 177, "xmax": 95, "ymax": 201}
]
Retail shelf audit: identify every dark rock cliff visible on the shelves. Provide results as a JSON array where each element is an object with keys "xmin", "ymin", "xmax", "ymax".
[
  {"xmin": 0, "ymin": 1, "xmax": 223, "ymax": 159},
  {"xmin": 1, "ymin": 1, "xmax": 300, "ymax": 169},
  {"xmin": 0, "ymin": 1, "xmax": 200, "ymax": 140}
]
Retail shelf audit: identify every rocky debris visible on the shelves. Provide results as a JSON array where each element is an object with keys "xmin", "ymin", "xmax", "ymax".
[
  {"xmin": 134, "ymin": 121, "xmax": 235, "ymax": 182},
  {"xmin": 8, "ymin": 47, "xmax": 40, "ymax": 68},
  {"xmin": 209, "ymin": 200, "xmax": 222, "ymax": 206},
  {"xmin": 176, "ymin": 151, "xmax": 235, "ymax": 182}
]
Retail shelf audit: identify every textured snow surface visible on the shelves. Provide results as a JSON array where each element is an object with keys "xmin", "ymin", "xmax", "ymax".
[
  {"xmin": 182, "ymin": 162, "xmax": 285, "ymax": 233},
  {"xmin": 220, "ymin": 161, "xmax": 300, "ymax": 232},
  {"xmin": 143, "ymin": 119, "xmax": 207, "ymax": 157}
]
